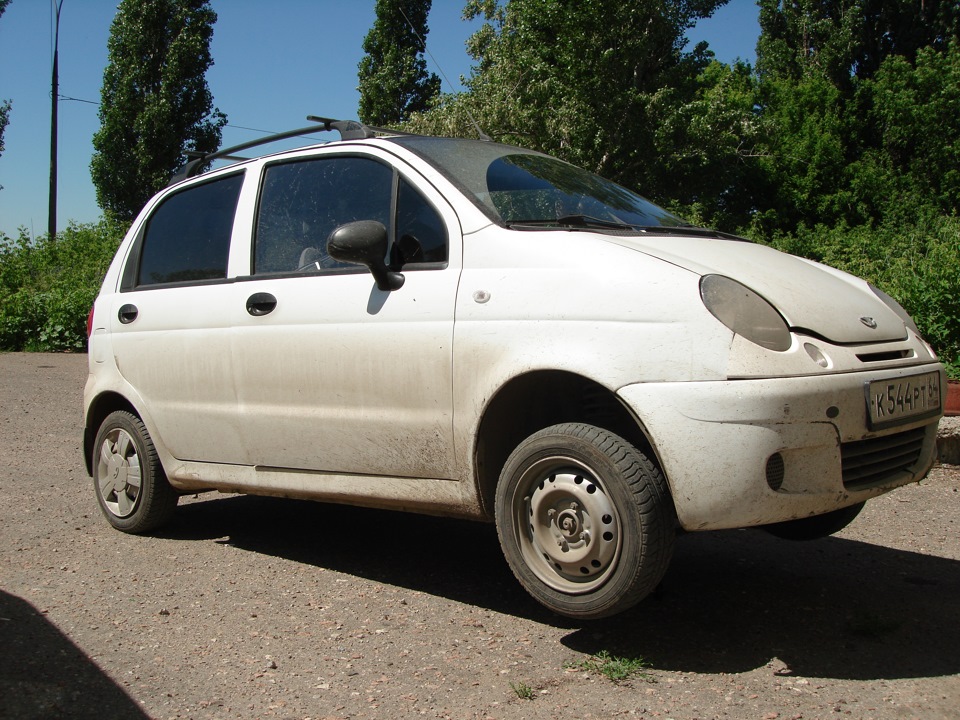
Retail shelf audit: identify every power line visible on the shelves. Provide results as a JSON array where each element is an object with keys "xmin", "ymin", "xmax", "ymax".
[
  {"xmin": 49, "ymin": 96, "xmax": 310, "ymax": 140},
  {"xmin": 57, "ymin": 93, "xmax": 99, "ymax": 105}
]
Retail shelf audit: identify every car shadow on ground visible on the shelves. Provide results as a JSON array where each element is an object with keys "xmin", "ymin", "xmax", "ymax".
[
  {"xmin": 0, "ymin": 590, "xmax": 150, "ymax": 720},
  {"xmin": 161, "ymin": 494, "xmax": 960, "ymax": 682}
]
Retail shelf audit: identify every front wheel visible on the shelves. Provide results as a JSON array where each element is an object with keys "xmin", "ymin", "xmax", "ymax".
[
  {"xmin": 92, "ymin": 410, "xmax": 177, "ymax": 533},
  {"xmin": 495, "ymin": 423, "xmax": 675, "ymax": 619}
]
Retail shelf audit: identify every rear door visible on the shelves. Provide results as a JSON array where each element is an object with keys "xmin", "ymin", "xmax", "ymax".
[{"xmin": 107, "ymin": 172, "xmax": 249, "ymax": 463}]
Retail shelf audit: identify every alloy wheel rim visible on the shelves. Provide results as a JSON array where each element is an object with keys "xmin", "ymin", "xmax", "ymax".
[{"xmin": 96, "ymin": 428, "xmax": 142, "ymax": 518}]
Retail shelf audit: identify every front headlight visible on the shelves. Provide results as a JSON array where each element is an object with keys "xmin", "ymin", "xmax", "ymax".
[{"xmin": 700, "ymin": 274, "xmax": 791, "ymax": 352}]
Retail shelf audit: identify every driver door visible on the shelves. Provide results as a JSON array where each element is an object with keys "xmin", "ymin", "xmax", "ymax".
[{"xmin": 229, "ymin": 152, "xmax": 460, "ymax": 480}]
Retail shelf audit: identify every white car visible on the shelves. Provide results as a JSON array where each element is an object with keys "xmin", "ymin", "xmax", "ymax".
[{"xmin": 84, "ymin": 117, "xmax": 945, "ymax": 619}]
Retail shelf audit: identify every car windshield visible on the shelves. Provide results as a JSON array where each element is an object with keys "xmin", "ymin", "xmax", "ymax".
[{"xmin": 387, "ymin": 136, "xmax": 688, "ymax": 230}]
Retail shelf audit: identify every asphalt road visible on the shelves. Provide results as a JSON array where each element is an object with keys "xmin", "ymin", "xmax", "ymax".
[{"xmin": 1, "ymin": 352, "xmax": 958, "ymax": 720}]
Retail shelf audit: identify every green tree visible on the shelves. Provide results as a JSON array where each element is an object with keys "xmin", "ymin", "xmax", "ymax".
[
  {"xmin": 851, "ymin": 41, "xmax": 960, "ymax": 220},
  {"xmin": 90, "ymin": 0, "xmax": 226, "ymax": 223},
  {"xmin": 752, "ymin": 0, "xmax": 960, "ymax": 234},
  {"xmin": 358, "ymin": 0, "xmax": 441, "ymax": 126},
  {"xmin": 652, "ymin": 59, "xmax": 762, "ymax": 229},
  {"xmin": 756, "ymin": 0, "xmax": 959, "ymax": 87}
]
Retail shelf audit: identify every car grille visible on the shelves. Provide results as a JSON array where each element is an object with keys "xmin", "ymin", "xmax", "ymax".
[{"xmin": 841, "ymin": 427, "xmax": 927, "ymax": 490}]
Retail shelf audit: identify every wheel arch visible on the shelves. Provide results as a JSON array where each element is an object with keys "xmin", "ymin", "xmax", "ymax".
[
  {"xmin": 83, "ymin": 391, "xmax": 140, "ymax": 476},
  {"xmin": 472, "ymin": 370, "xmax": 662, "ymax": 518}
]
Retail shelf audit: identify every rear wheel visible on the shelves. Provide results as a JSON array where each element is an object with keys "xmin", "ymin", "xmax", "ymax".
[
  {"xmin": 93, "ymin": 411, "xmax": 177, "ymax": 533},
  {"xmin": 495, "ymin": 423, "xmax": 675, "ymax": 619},
  {"xmin": 762, "ymin": 502, "xmax": 866, "ymax": 541}
]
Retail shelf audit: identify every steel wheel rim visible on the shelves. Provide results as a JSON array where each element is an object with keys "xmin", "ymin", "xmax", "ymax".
[
  {"xmin": 511, "ymin": 455, "xmax": 622, "ymax": 594},
  {"xmin": 96, "ymin": 427, "xmax": 142, "ymax": 518}
]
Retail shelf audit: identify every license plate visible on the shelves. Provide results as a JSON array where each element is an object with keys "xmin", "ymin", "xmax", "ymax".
[{"xmin": 865, "ymin": 371, "xmax": 941, "ymax": 430}]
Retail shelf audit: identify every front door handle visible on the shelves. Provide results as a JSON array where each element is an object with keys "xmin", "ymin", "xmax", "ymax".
[
  {"xmin": 118, "ymin": 303, "xmax": 138, "ymax": 324},
  {"xmin": 246, "ymin": 292, "xmax": 277, "ymax": 316}
]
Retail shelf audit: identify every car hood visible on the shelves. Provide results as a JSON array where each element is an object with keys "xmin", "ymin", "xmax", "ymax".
[{"xmin": 606, "ymin": 233, "xmax": 907, "ymax": 344}]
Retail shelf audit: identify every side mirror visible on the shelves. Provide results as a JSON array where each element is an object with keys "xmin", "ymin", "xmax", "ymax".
[{"xmin": 327, "ymin": 220, "xmax": 405, "ymax": 291}]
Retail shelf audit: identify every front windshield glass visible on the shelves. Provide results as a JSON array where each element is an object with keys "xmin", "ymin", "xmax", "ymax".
[{"xmin": 388, "ymin": 136, "xmax": 687, "ymax": 229}]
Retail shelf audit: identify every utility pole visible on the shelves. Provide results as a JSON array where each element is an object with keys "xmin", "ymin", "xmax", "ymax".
[{"xmin": 49, "ymin": 0, "xmax": 64, "ymax": 240}]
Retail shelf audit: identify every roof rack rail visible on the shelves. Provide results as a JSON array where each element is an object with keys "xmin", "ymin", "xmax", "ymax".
[{"xmin": 168, "ymin": 116, "xmax": 401, "ymax": 186}]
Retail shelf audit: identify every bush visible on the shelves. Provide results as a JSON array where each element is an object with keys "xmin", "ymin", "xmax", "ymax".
[
  {"xmin": 0, "ymin": 220, "xmax": 125, "ymax": 352},
  {"xmin": 880, "ymin": 215, "xmax": 960, "ymax": 378}
]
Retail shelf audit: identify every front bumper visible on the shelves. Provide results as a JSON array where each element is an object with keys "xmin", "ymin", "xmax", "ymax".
[{"xmin": 618, "ymin": 363, "xmax": 944, "ymax": 531}]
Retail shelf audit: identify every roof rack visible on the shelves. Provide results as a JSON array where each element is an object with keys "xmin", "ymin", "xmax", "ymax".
[{"xmin": 168, "ymin": 116, "xmax": 406, "ymax": 186}]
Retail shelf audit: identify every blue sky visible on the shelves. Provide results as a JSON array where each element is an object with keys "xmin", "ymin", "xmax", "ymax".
[{"xmin": 0, "ymin": 0, "xmax": 760, "ymax": 238}]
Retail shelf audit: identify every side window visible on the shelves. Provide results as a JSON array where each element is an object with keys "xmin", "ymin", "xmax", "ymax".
[
  {"xmin": 255, "ymin": 156, "xmax": 393, "ymax": 274},
  {"xmin": 137, "ymin": 174, "xmax": 243, "ymax": 286},
  {"xmin": 395, "ymin": 177, "xmax": 448, "ymax": 265}
]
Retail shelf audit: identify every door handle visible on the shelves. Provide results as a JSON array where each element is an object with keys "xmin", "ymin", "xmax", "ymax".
[
  {"xmin": 246, "ymin": 292, "xmax": 277, "ymax": 316},
  {"xmin": 118, "ymin": 303, "xmax": 138, "ymax": 324}
]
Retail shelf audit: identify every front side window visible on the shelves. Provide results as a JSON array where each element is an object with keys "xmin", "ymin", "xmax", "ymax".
[
  {"xmin": 137, "ymin": 174, "xmax": 243, "ymax": 286},
  {"xmin": 255, "ymin": 156, "xmax": 393, "ymax": 274}
]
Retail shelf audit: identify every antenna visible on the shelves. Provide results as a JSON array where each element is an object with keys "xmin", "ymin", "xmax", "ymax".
[{"xmin": 397, "ymin": 7, "xmax": 490, "ymax": 142}]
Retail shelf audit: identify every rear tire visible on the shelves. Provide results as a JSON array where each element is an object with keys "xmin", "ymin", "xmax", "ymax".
[
  {"xmin": 495, "ymin": 423, "xmax": 675, "ymax": 619},
  {"xmin": 762, "ymin": 502, "xmax": 865, "ymax": 541},
  {"xmin": 93, "ymin": 411, "xmax": 177, "ymax": 533}
]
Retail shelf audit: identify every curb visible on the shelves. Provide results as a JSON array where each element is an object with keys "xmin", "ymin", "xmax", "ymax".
[{"xmin": 937, "ymin": 416, "xmax": 960, "ymax": 466}]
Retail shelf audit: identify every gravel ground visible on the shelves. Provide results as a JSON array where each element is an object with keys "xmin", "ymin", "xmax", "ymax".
[{"xmin": 1, "ymin": 352, "xmax": 958, "ymax": 720}]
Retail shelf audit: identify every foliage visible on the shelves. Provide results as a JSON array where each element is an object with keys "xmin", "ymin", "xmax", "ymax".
[
  {"xmin": 0, "ymin": 221, "xmax": 125, "ymax": 352},
  {"xmin": 508, "ymin": 681, "xmax": 535, "ymax": 699},
  {"xmin": 752, "ymin": 2, "xmax": 960, "ymax": 235},
  {"xmin": 567, "ymin": 650, "xmax": 653, "ymax": 684},
  {"xmin": 850, "ymin": 41, "xmax": 960, "ymax": 221},
  {"xmin": 654, "ymin": 59, "xmax": 763, "ymax": 229},
  {"xmin": 750, "ymin": 72, "xmax": 852, "ymax": 234},
  {"xmin": 358, "ymin": 0, "xmax": 441, "ymax": 126},
  {"xmin": 0, "ymin": 98, "xmax": 9, "ymax": 174},
  {"xmin": 756, "ymin": 0, "xmax": 958, "ymax": 87},
  {"xmin": 90, "ymin": 0, "xmax": 226, "ymax": 223}
]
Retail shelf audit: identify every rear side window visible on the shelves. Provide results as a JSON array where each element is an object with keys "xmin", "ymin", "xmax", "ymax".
[{"xmin": 137, "ymin": 174, "xmax": 244, "ymax": 286}]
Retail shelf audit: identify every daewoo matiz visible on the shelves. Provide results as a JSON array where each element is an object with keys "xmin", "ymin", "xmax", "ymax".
[{"xmin": 84, "ymin": 117, "xmax": 944, "ymax": 618}]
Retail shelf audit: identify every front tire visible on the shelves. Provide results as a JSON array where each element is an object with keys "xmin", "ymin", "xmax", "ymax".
[
  {"xmin": 495, "ymin": 423, "xmax": 675, "ymax": 619},
  {"xmin": 93, "ymin": 411, "xmax": 177, "ymax": 533}
]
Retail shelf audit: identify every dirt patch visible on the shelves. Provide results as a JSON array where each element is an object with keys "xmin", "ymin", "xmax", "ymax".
[{"xmin": 1, "ymin": 352, "xmax": 958, "ymax": 719}]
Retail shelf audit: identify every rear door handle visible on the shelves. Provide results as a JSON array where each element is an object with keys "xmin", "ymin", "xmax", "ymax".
[
  {"xmin": 246, "ymin": 292, "xmax": 277, "ymax": 316},
  {"xmin": 118, "ymin": 304, "xmax": 138, "ymax": 324}
]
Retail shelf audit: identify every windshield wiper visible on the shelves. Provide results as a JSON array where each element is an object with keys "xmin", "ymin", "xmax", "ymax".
[{"xmin": 507, "ymin": 214, "xmax": 637, "ymax": 230}]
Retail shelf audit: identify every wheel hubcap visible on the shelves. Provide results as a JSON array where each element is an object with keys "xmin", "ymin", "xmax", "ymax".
[
  {"xmin": 515, "ymin": 458, "xmax": 621, "ymax": 594},
  {"xmin": 96, "ymin": 428, "xmax": 142, "ymax": 518}
]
